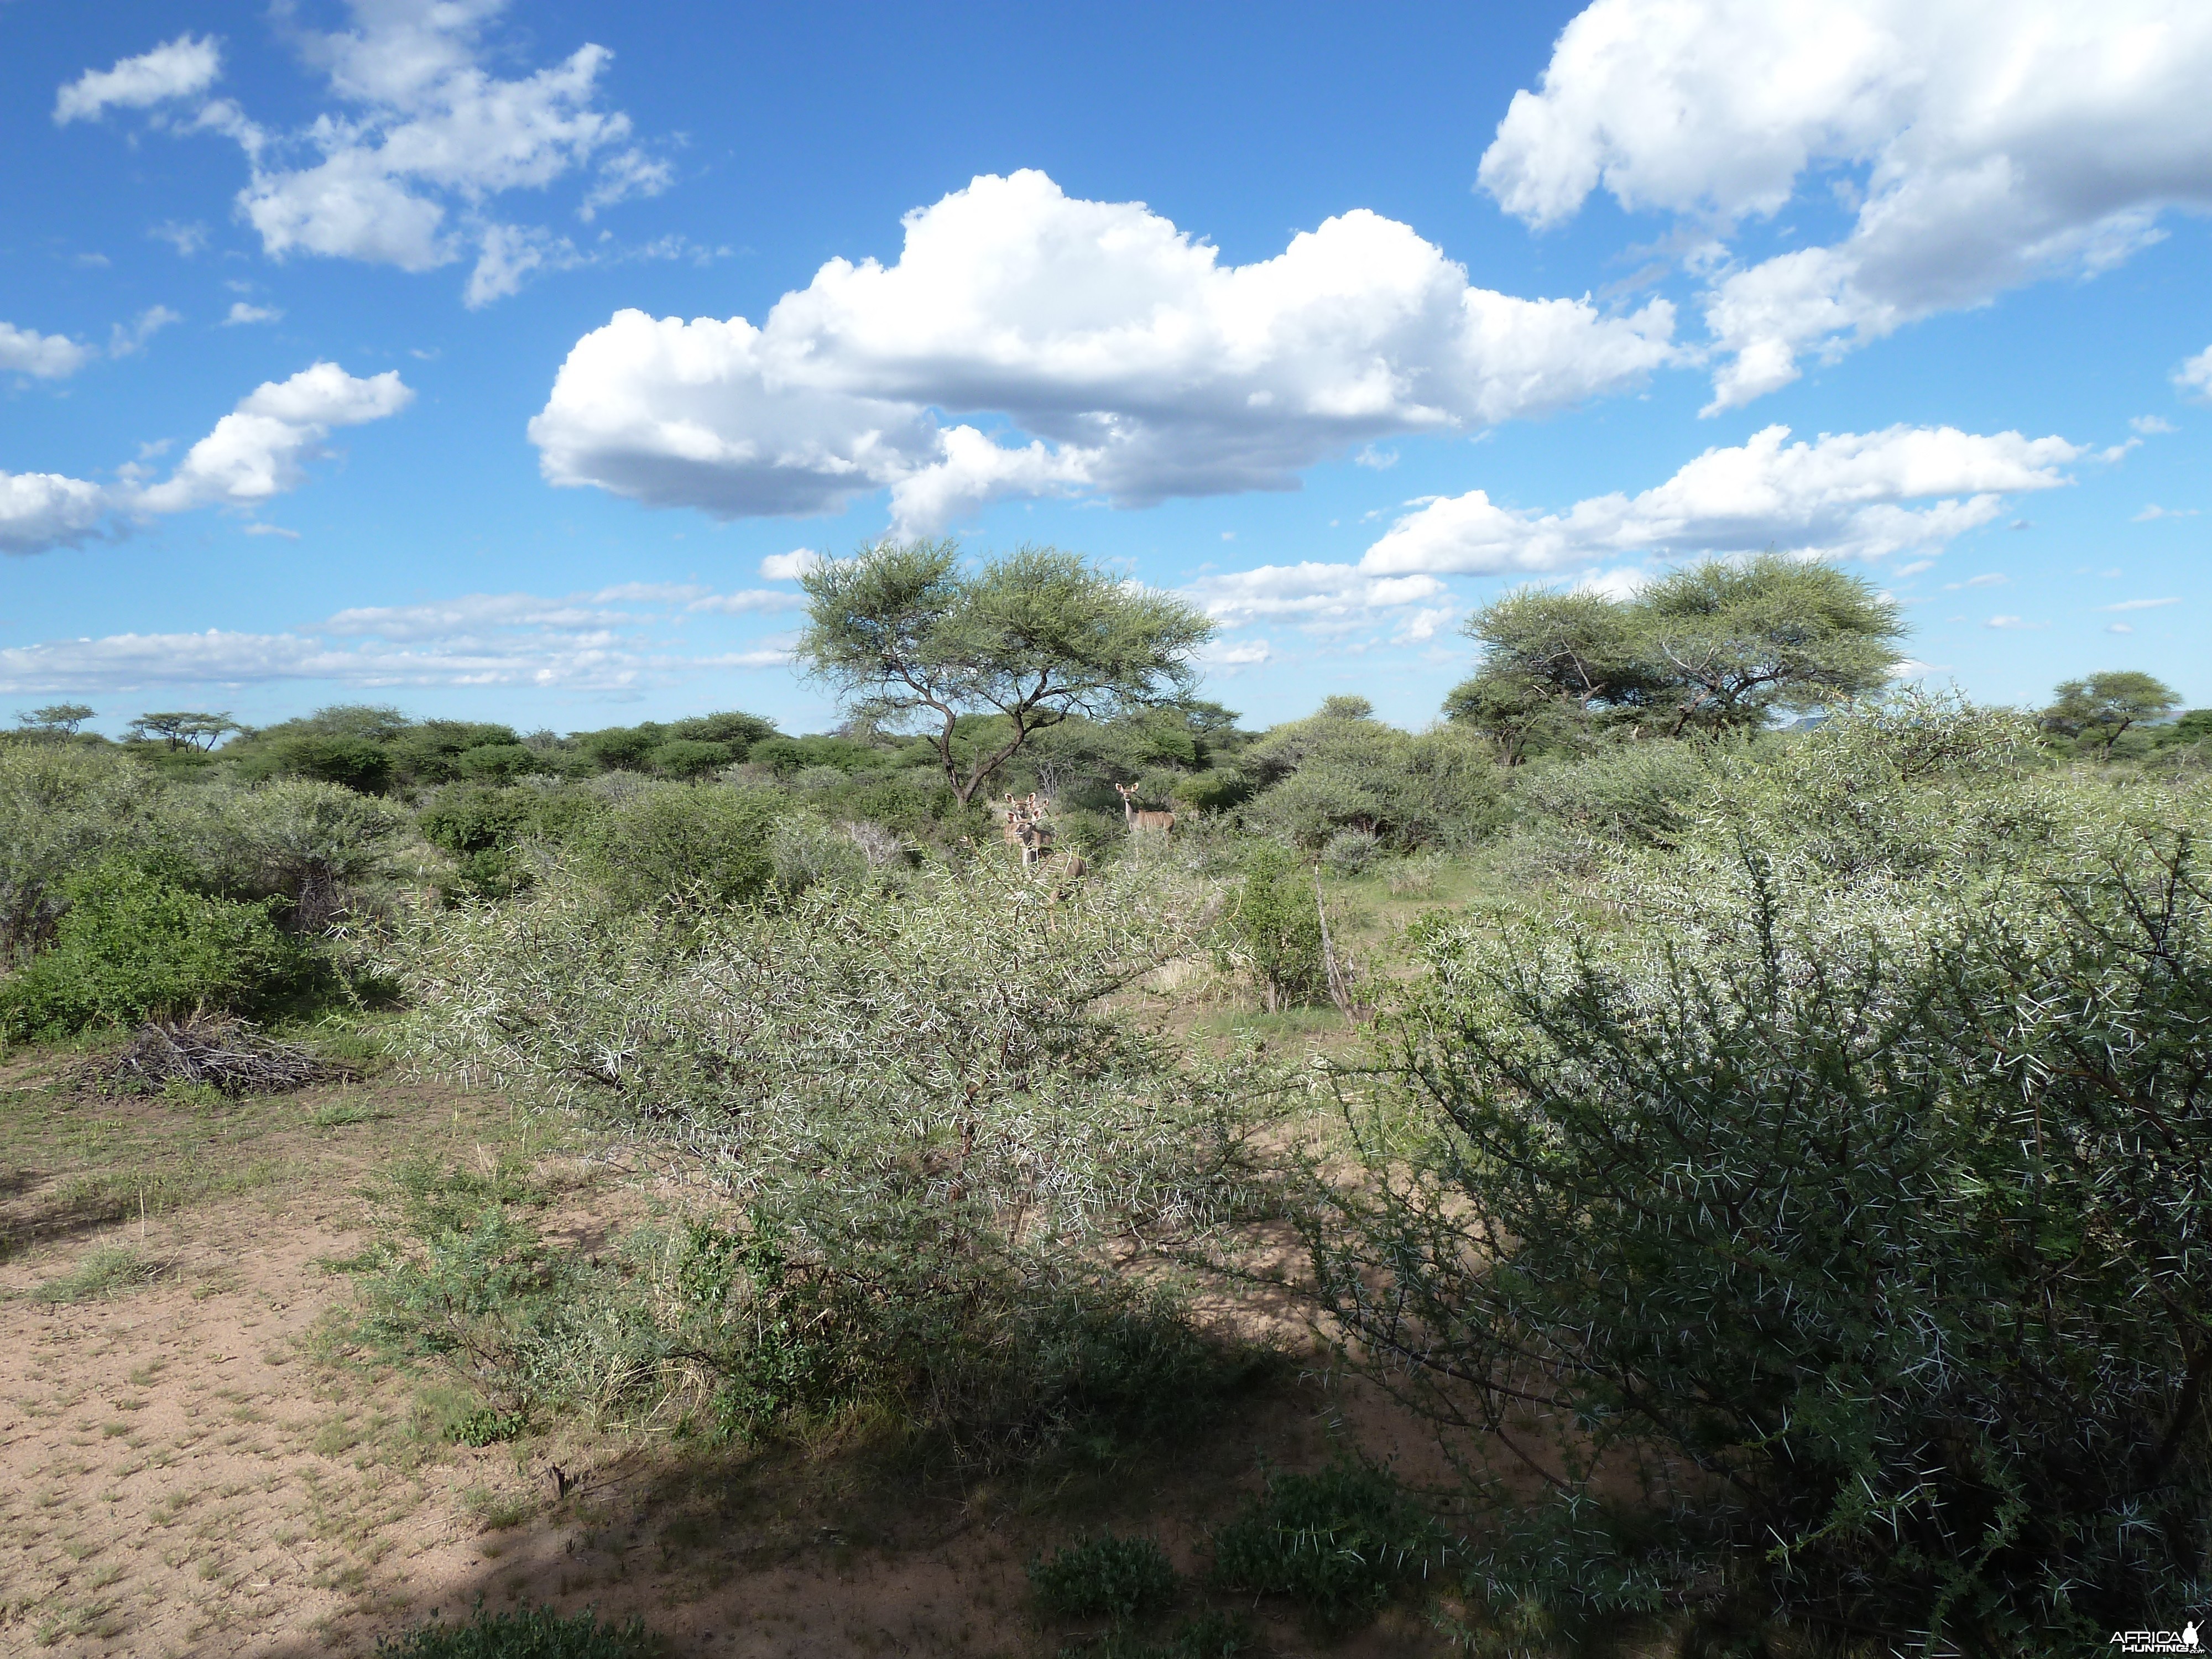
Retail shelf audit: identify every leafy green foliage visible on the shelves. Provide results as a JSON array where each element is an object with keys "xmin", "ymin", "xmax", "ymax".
[
  {"xmin": 1449, "ymin": 555, "xmax": 1905, "ymax": 757},
  {"xmin": 566, "ymin": 784, "xmax": 784, "ymax": 911},
  {"xmin": 373, "ymin": 1601, "xmax": 660, "ymax": 1658},
  {"xmin": 362, "ymin": 859, "xmax": 1277, "ymax": 1459},
  {"xmin": 1209, "ymin": 1464, "xmax": 1446, "ymax": 1628},
  {"xmin": 1240, "ymin": 703, "xmax": 1503, "ymax": 851},
  {"xmin": 797, "ymin": 540, "xmax": 1215, "ymax": 804},
  {"xmin": 1031, "ymin": 1533, "xmax": 1180, "ymax": 1622},
  {"xmin": 0, "ymin": 742, "xmax": 160, "ymax": 959},
  {"xmin": 2041, "ymin": 669, "xmax": 2180, "ymax": 759},
  {"xmin": 1310, "ymin": 701, "xmax": 2212, "ymax": 1647},
  {"xmin": 0, "ymin": 861, "xmax": 307, "ymax": 1039},
  {"xmin": 1222, "ymin": 847, "xmax": 1324, "ymax": 1010}
]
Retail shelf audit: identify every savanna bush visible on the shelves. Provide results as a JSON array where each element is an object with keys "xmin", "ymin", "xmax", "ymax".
[
  {"xmin": 1309, "ymin": 700, "xmax": 2212, "ymax": 1649},
  {"xmin": 362, "ymin": 857, "xmax": 1280, "ymax": 1458},
  {"xmin": 0, "ymin": 743, "xmax": 159, "ymax": 960},
  {"xmin": 0, "ymin": 860, "xmax": 307, "ymax": 1038},
  {"xmin": 566, "ymin": 782, "xmax": 784, "ymax": 911},
  {"xmin": 1221, "ymin": 846, "xmax": 1324, "ymax": 1010}
]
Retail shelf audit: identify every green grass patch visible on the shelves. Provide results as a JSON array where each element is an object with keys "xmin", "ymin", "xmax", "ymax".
[
  {"xmin": 1209, "ymin": 1463, "xmax": 1447, "ymax": 1630},
  {"xmin": 31, "ymin": 1244, "xmax": 165, "ymax": 1305},
  {"xmin": 1030, "ymin": 1532, "xmax": 1179, "ymax": 1623},
  {"xmin": 373, "ymin": 1601, "xmax": 660, "ymax": 1658}
]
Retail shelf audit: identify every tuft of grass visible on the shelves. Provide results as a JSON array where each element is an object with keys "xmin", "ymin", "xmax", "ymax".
[
  {"xmin": 1030, "ymin": 1532, "xmax": 1179, "ymax": 1624},
  {"xmin": 1209, "ymin": 1463, "xmax": 1447, "ymax": 1630},
  {"xmin": 373, "ymin": 1600, "xmax": 661, "ymax": 1657},
  {"xmin": 310, "ymin": 1099, "xmax": 393, "ymax": 1129},
  {"xmin": 30, "ymin": 1245, "xmax": 165, "ymax": 1305},
  {"xmin": 461, "ymin": 1485, "xmax": 533, "ymax": 1532}
]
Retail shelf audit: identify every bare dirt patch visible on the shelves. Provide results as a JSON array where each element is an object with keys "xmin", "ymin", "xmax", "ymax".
[{"xmin": 0, "ymin": 1055, "xmax": 1469, "ymax": 1657}]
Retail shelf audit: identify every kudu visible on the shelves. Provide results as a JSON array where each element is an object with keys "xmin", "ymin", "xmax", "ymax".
[{"xmin": 1114, "ymin": 782, "xmax": 1175, "ymax": 833}]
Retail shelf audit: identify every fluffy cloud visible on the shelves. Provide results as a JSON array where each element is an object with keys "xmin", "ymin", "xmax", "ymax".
[
  {"xmin": 223, "ymin": 302, "xmax": 282, "ymax": 326},
  {"xmin": 530, "ymin": 170, "xmax": 1677, "ymax": 530},
  {"xmin": 2176, "ymin": 345, "xmax": 2212, "ymax": 402},
  {"xmin": 0, "ymin": 584, "xmax": 795, "ymax": 694},
  {"xmin": 1186, "ymin": 565, "xmax": 1449, "ymax": 628},
  {"xmin": 1363, "ymin": 425, "xmax": 2080, "ymax": 575},
  {"xmin": 0, "ymin": 322, "xmax": 91, "ymax": 379},
  {"xmin": 61, "ymin": 3, "xmax": 665, "ymax": 306},
  {"xmin": 0, "ymin": 473, "xmax": 109, "ymax": 555},
  {"xmin": 1483, "ymin": 0, "xmax": 2212, "ymax": 409},
  {"xmin": 134, "ymin": 363, "xmax": 413, "ymax": 514},
  {"xmin": 1182, "ymin": 423, "xmax": 2079, "ymax": 641},
  {"xmin": 2, "ymin": 364, "xmax": 411, "ymax": 554},
  {"xmin": 54, "ymin": 33, "xmax": 221, "ymax": 124}
]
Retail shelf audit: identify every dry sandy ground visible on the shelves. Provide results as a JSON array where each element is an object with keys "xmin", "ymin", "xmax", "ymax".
[{"xmin": 0, "ymin": 1063, "xmax": 1466, "ymax": 1659}]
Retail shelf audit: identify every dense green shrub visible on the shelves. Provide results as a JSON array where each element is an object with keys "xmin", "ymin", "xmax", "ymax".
[
  {"xmin": 643, "ymin": 739, "xmax": 729, "ymax": 779},
  {"xmin": 373, "ymin": 1601, "xmax": 660, "ymax": 1658},
  {"xmin": 1030, "ymin": 1533, "xmax": 1179, "ymax": 1621},
  {"xmin": 567, "ymin": 784, "xmax": 783, "ymax": 910},
  {"xmin": 0, "ymin": 743, "xmax": 159, "ymax": 960},
  {"xmin": 1209, "ymin": 1464, "xmax": 1445, "ymax": 1628},
  {"xmin": 1241, "ymin": 707, "xmax": 1503, "ymax": 851},
  {"xmin": 1508, "ymin": 739, "xmax": 1709, "ymax": 849},
  {"xmin": 1222, "ymin": 847, "xmax": 1324, "ymax": 1010},
  {"xmin": 1312, "ymin": 792, "xmax": 2212, "ymax": 1646},
  {"xmin": 0, "ymin": 861, "xmax": 306, "ymax": 1037}
]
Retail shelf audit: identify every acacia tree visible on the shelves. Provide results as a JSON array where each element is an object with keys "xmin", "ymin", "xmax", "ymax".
[
  {"xmin": 1446, "ymin": 556, "xmax": 1905, "ymax": 753},
  {"xmin": 16, "ymin": 704, "xmax": 95, "ymax": 738},
  {"xmin": 1639, "ymin": 555, "xmax": 1906, "ymax": 734},
  {"xmin": 797, "ymin": 540, "xmax": 1214, "ymax": 805},
  {"xmin": 127, "ymin": 711, "xmax": 242, "ymax": 751},
  {"xmin": 2041, "ymin": 670, "xmax": 2179, "ymax": 759}
]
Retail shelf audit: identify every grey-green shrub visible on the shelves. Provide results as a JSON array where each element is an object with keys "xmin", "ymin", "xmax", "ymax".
[
  {"xmin": 362, "ymin": 858, "xmax": 1279, "ymax": 1457},
  {"xmin": 1030, "ymin": 1533, "xmax": 1179, "ymax": 1621},
  {"xmin": 1308, "ymin": 701, "xmax": 2212, "ymax": 1648},
  {"xmin": 566, "ymin": 782, "xmax": 783, "ymax": 911},
  {"xmin": 0, "ymin": 744, "xmax": 159, "ymax": 960},
  {"xmin": 1220, "ymin": 847, "xmax": 1324, "ymax": 1010},
  {"xmin": 1209, "ymin": 1464, "xmax": 1445, "ymax": 1629}
]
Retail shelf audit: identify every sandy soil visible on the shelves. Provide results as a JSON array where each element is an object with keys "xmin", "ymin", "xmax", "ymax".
[{"xmin": 0, "ymin": 1062, "xmax": 1471, "ymax": 1659}]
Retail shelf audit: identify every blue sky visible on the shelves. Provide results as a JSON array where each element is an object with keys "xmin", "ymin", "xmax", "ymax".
[{"xmin": 3, "ymin": 0, "xmax": 2208, "ymax": 737}]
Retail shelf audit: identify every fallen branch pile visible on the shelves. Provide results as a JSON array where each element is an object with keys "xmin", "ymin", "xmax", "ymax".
[{"xmin": 87, "ymin": 1016, "xmax": 345, "ymax": 1097}]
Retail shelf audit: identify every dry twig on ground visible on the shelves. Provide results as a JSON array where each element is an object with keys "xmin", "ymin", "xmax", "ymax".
[{"xmin": 85, "ymin": 1016, "xmax": 345, "ymax": 1097}]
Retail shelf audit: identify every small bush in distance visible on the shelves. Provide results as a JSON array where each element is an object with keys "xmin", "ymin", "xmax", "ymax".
[
  {"xmin": 0, "ymin": 862, "xmax": 307, "ymax": 1040},
  {"xmin": 1223, "ymin": 846, "xmax": 1323, "ymax": 1011},
  {"xmin": 373, "ymin": 1600, "xmax": 660, "ymax": 1658},
  {"xmin": 1030, "ymin": 1533, "xmax": 1179, "ymax": 1623},
  {"xmin": 1320, "ymin": 828, "xmax": 1379, "ymax": 875},
  {"xmin": 1209, "ymin": 1463, "xmax": 1445, "ymax": 1629}
]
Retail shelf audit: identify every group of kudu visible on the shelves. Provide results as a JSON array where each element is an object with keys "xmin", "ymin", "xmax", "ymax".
[{"xmin": 999, "ymin": 782, "xmax": 1176, "ymax": 885}]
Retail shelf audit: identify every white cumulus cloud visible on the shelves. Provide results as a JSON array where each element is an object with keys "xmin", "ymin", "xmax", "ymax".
[
  {"xmin": 62, "ymin": 4, "xmax": 666, "ymax": 306},
  {"xmin": 0, "ymin": 322, "xmax": 92, "ymax": 379},
  {"xmin": 1181, "ymin": 422, "xmax": 2078, "ymax": 641},
  {"xmin": 529, "ymin": 170, "xmax": 1677, "ymax": 531},
  {"xmin": 0, "ymin": 582, "xmax": 795, "ymax": 695},
  {"xmin": 0, "ymin": 473, "xmax": 110, "ymax": 556},
  {"xmin": 2, "ymin": 363, "xmax": 412, "ymax": 555},
  {"xmin": 134, "ymin": 363, "xmax": 413, "ymax": 514},
  {"xmin": 2177, "ymin": 345, "xmax": 2212, "ymax": 402},
  {"xmin": 758, "ymin": 549, "xmax": 822, "ymax": 581},
  {"xmin": 1482, "ymin": 0, "xmax": 2212, "ymax": 409},
  {"xmin": 1362, "ymin": 424, "xmax": 2079, "ymax": 575},
  {"xmin": 54, "ymin": 33, "xmax": 221, "ymax": 124},
  {"xmin": 222, "ymin": 302, "xmax": 283, "ymax": 327}
]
